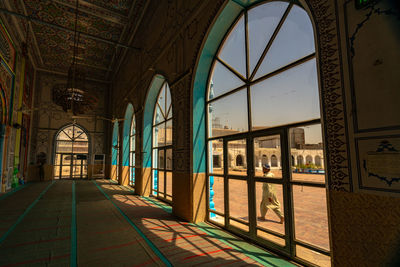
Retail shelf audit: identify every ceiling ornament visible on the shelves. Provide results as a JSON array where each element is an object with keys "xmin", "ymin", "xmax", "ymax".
[{"xmin": 52, "ymin": 0, "xmax": 98, "ymax": 115}]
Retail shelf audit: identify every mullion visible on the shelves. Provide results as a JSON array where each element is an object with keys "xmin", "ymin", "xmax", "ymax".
[
  {"xmin": 250, "ymin": 3, "xmax": 293, "ymax": 80},
  {"xmin": 216, "ymin": 57, "xmax": 246, "ymax": 82},
  {"xmin": 294, "ymin": 239, "xmax": 330, "ymax": 256}
]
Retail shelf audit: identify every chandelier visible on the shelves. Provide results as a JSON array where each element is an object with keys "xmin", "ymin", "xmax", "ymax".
[{"xmin": 52, "ymin": 0, "xmax": 97, "ymax": 115}]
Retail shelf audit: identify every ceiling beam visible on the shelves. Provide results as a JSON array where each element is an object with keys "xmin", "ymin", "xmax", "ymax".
[
  {"xmin": 0, "ymin": 7, "xmax": 141, "ymax": 51},
  {"xmin": 52, "ymin": 0, "xmax": 127, "ymax": 25}
]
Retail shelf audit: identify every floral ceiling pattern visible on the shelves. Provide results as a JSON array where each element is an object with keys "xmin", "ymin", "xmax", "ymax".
[{"xmin": 2, "ymin": 0, "xmax": 144, "ymax": 81}]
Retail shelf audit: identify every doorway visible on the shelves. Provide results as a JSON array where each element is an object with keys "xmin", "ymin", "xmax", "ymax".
[{"xmin": 54, "ymin": 124, "xmax": 89, "ymax": 179}]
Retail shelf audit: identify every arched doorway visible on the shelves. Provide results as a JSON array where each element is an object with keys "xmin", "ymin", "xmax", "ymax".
[{"xmin": 54, "ymin": 124, "xmax": 89, "ymax": 179}]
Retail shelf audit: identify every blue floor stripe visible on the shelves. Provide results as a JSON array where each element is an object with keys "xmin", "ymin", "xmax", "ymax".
[
  {"xmin": 70, "ymin": 181, "xmax": 77, "ymax": 267},
  {"xmin": 93, "ymin": 180, "xmax": 172, "ymax": 267},
  {"xmin": 0, "ymin": 183, "xmax": 30, "ymax": 201},
  {"xmin": 0, "ymin": 181, "xmax": 55, "ymax": 244}
]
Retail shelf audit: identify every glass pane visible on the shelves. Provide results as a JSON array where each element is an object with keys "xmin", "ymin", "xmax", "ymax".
[
  {"xmin": 158, "ymin": 149, "xmax": 165, "ymax": 169},
  {"xmin": 152, "ymin": 149, "xmax": 158, "ymax": 169},
  {"xmin": 63, "ymin": 127, "xmax": 74, "ymax": 139},
  {"xmin": 248, "ymin": 1, "xmax": 288, "ymax": 75},
  {"xmin": 166, "ymin": 119, "xmax": 172, "ymax": 145},
  {"xmin": 256, "ymin": 182, "xmax": 285, "ymax": 234},
  {"xmin": 54, "ymin": 166, "xmax": 60, "ymax": 178},
  {"xmin": 57, "ymin": 141, "xmax": 73, "ymax": 153},
  {"xmin": 254, "ymin": 135, "xmax": 282, "ymax": 178},
  {"xmin": 158, "ymin": 84, "xmax": 166, "ymax": 115},
  {"xmin": 61, "ymin": 166, "xmax": 70, "ymax": 178},
  {"xmin": 257, "ymin": 229, "xmax": 285, "ymax": 246},
  {"xmin": 72, "ymin": 165, "xmax": 81, "ymax": 177},
  {"xmin": 290, "ymin": 124, "xmax": 325, "ymax": 183},
  {"xmin": 228, "ymin": 139, "xmax": 247, "ymax": 175},
  {"xmin": 251, "ymin": 59, "xmax": 320, "ymax": 130},
  {"xmin": 75, "ymin": 132, "xmax": 88, "ymax": 141},
  {"xmin": 54, "ymin": 154, "xmax": 61, "ymax": 165},
  {"xmin": 254, "ymin": 5, "xmax": 315, "ymax": 80},
  {"xmin": 166, "ymin": 149, "xmax": 172, "ymax": 170},
  {"xmin": 293, "ymin": 185, "xmax": 330, "ymax": 250},
  {"xmin": 57, "ymin": 130, "xmax": 71, "ymax": 141},
  {"xmin": 153, "ymin": 123, "xmax": 165, "ymax": 147},
  {"xmin": 209, "ymin": 139, "xmax": 223, "ymax": 175},
  {"xmin": 130, "ymin": 167, "xmax": 135, "ymax": 185},
  {"xmin": 209, "ymin": 176, "xmax": 224, "ymax": 214},
  {"xmin": 130, "ymin": 152, "xmax": 135, "ymax": 167},
  {"xmin": 154, "ymin": 105, "xmax": 163, "ymax": 125},
  {"xmin": 158, "ymin": 171, "xmax": 165, "ymax": 195},
  {"xmin": 72, "ymin": 142, "xmax": 88, "ymax": 154},
  {"xmin": 296, "ymin": 245, "xmax": 331, "ymax": 267},
  {"xmin": 131, "ymin": 116, "xmax": 136, "ymax": 135},
  {"xmin": 208, "ymin": 61, "xmax": 245, "ymax": 100},
  {"xmin": 62, "ymin": 154, "xmax": 72, "ymax": 165},
  {"xmin": 167, "ymin": 105, "xmax": 172, "ymax": 119},
  {"xmin": 166, "ymin": 171, "xmax": 172, "ymax": 197},
  {"xmin": 152, "ymin": 169, "xmax": 158, "ymax": 192},
  {"xmin": 208, "ymin": 89, "xmax": 248, "ymax": 138},
  {"xmin": 229, "ymin": 179, "xmax": 248, "ymax": 223},
  {"xmin": 218, "ymin": 15, "xmax": 246, "ymax": 77},
  {"xmin": 166, "ymin": 84, "xmax": 171, "ymax": 116}
]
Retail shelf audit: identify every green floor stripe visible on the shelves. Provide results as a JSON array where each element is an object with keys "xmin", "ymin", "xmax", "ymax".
[
  {"xmin": 0, "ymin": 183, "xmax": 30, "ymax": 201},
  {"xmin": 0, "ymin": 181, "xmax": 55, "ymax": 244},
  {"xmin": 70, "ymin": 181, "xmax": 77, "ymax": 267},
  {"xmin": 195, "ymin": 222, "xmax": 295, "ymax": 267},
  {"xmin": 93, "ymin": 181, "xmax": 172, "ymax": 267}
]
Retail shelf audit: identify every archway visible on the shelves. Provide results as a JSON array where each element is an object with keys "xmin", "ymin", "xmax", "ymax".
[
  {"xmin": 54, "ymin": 124, "xmax": 89, "ymax": 179},
  {"xmin": 122, "ymin": 103, "xmax": 135, "ymax": 186}
]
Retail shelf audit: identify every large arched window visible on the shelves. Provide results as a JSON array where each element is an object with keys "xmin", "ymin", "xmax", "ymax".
[
  {"xmin": 130, "ymin": 114, "xmax": 136, "ymax": 186},
  {"xmin": 111, "ymin": 122, "xmax": 119, "ymax": 181},
  {"xmin": 54, "ymin": 124, "xmax": 89, "ymax": 179},
  {"xmin": 152, "ymin": 82, "xmax": 173, "ymax": 203},
  {"xmin": 204, "ymin": 1, "xmax": 330, "ymax": 266}
]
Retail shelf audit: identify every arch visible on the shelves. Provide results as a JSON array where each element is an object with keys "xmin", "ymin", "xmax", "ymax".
[
  {"xmin": 261, "ymin": 154, "xmax": 268, "ymax": 165},
  {"xmin": 271, "ymin": 155, "xmax": 278, "ymax": 167},
  {"xmin": 53, "ymin": 124, "xmax": 89, "ymax": 179},
  {"xmin": 297, "ymin": 155, "xmax": 304, "ymax": 166},
  {"xmin": 306, "ymin": 155, "xmax": 313, "ymax": 165},
  {"xmin": 122, "ymin": 103, "xmax": 134, "ymax": 185},
  {"xmin": 111, "ymin": 121, "xmax": 119, "ymax": 181},
  {"xmin": 236, "ymin": 154, "xmax": 243, "ymax": 166},
  {"xmin": 315, "ymin": 155, "xmax": 322, "ymax": 167}
]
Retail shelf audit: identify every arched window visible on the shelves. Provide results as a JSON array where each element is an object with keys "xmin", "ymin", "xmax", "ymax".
[
  {"xmin": 152, "ymin": 82, "xmax": 173, "ymax": 202},
  {"xmin": 297, "ymin": 155, "xmax": 304, "ymax": 166},
  {"xmin": 306, "ymin": 155, "xmax": 313, "ymax": 165},
  {"xmin": 201, "ymin": 1, "xmax": 330, "ymax": 265},
  {"xmin": 236, "ymin": 155, "xmax": 243, "ymax": 166},
  {"xmin": 112, "ymin": 122, "xmax": 119, "ymax": 181},
  {"xmin": 262, "ymin": 154, "xmax": 268, "ymax": 166},
  {"xmin": 271, "ymin": 155, "xmax": 278, "ymax": 167},
  {"xmin": 130, "ymin": 114, "xmax": 136, "ymax": 186},
  {"xmin": 54, "ymin": 124, "xmax": 89, "ymax": 179},
  {"xmin": 315, "ymin": 155, "xmax": 322, "ymax": 167}
]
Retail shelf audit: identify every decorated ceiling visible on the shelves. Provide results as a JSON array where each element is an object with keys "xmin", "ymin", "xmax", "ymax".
[{"xmin": 1, "ymin": 0, "xmax": 146, "ymax": 81}]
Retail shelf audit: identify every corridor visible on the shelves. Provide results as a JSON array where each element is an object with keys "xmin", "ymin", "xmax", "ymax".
[{"xmin": 0, "ymin": 180, "xmax": 295, "ymax": 266}]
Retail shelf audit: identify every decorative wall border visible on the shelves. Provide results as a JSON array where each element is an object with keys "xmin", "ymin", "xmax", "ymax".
[{"xmin": 305, "ymin": 0, "xmax": 352, "ymax": 191}]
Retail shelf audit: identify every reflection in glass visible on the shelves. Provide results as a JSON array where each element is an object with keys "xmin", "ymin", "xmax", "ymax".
[
  {"xmin": 166, "ymin": 149, "xmax": 172, "ymax": 170},
  {"xmin": 251, "ymin": 60, "xmax": 320, "ymax": 130},
  {"xmin": 254, "ymin": 5, "xmax": 315, "ymax": 80},
  {"xmin": 256, "ymin": 182, "xmax": 285, "ymax": 234},
  {"xmin": 208, "ymin": 61, "xmax": 245, "ymax": 100},
  {"xmin": 248, "ymin": 1, "xmax": 288, "ymax": 74},
  {"xmin": 208, "ymin": 89, "xmax": 248, "ymax": 138},
  {"xmin": 229, "ymin": 179, "xmax": 248, "ymax": 223},
  {"xmin": 158, "ymin": 149, "xmax": 165, "ymax": 169},
  {"xmin": 290, "ymin": 124, "xmax": 325, "ymax": 183},
  {"xmin": 218, "ymin": 15, "xmax": 246, "ymax": 77},
  {"xmin": 254, "ymin": 135, "xmax": 281, "ymax": 178},
  {"xmin": 158, "ymin": 171, "xmax": 165, "ymax": 195},
  {"xmin": 228, "ymin": 139, "xmax": 247, "ymax": 175},
  {"xmin": 209, "ymin": 139, "xmax": 224, "ymax": 175},
  {"xmin": 293, "ymin": 185, "xmax": 330, "ymax": 250}
]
